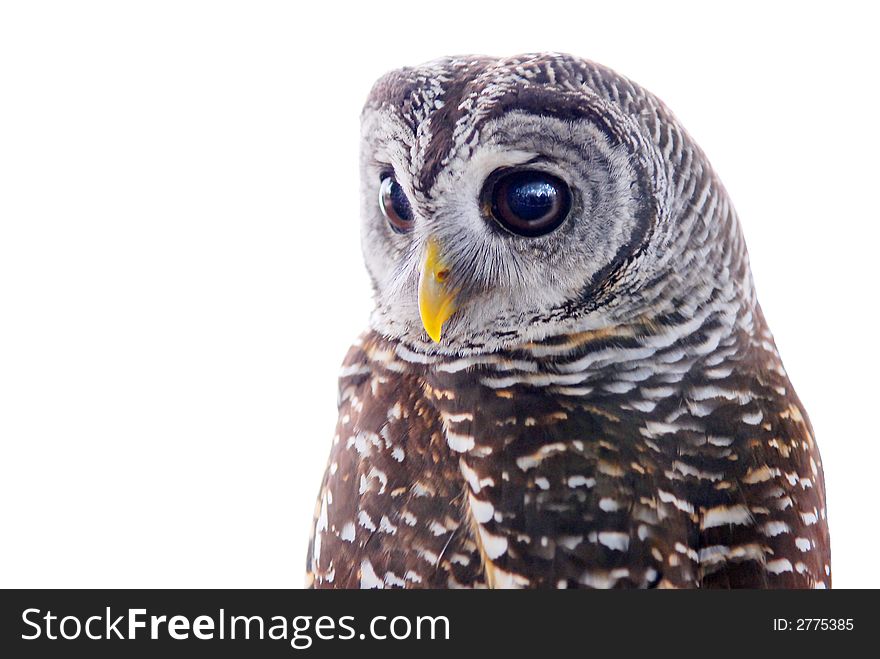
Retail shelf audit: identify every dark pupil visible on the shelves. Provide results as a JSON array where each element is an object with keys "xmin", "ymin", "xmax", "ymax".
[
  {"xmin": 506, "ymin": 175, "xmax": 558, "ymax": 221},
  {"xmin": 389, "ymin": 180, "xmax": 413, "ymax": 222},
  {"xmin": 488, "ymin": 169, "xmax": 570, "ymax": 237}
]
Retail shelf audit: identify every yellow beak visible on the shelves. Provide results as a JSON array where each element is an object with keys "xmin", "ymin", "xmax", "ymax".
[{"xmin": 418, "ymin": 239, "xmax": 457, "ymax": 342}]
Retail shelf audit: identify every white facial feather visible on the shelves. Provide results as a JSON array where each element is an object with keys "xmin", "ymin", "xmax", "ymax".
[{"xmin": 362, "ymin": 109, "xmax": 647, "ymax": 353}]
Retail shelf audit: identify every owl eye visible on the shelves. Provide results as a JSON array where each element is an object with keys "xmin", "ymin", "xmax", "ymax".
[
  {"xmin": 484, "ymin": 169, "xmax": 571, "ymax": 237},
  {"xmin": 379, "ymin": 175, "xmax": 414, "ymax": 233}
]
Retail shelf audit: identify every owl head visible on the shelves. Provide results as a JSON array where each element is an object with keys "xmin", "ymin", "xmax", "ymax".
[{"xmin": 359, "ymin": 53, "xmax": 747, "ymax": 355}]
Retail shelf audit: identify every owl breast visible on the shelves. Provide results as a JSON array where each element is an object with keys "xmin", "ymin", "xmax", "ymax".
[{"xmin": 307, "ymin": 323, "xmax": 830, "ymax": 589}]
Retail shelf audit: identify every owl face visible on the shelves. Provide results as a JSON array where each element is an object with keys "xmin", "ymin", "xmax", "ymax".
[{"xmin": 359, "ymin": 55, "xmax": 670, "ymax": 353}]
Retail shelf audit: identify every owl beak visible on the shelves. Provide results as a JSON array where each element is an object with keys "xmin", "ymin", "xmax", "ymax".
[{"xmin": 418, "ymin": 238, "xmax": 458, "ymax": 343}]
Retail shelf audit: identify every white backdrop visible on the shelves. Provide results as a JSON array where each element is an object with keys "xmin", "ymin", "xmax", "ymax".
[{"xmin": 1, "ymin": 1, "xmax": 877, "ymax": 588}]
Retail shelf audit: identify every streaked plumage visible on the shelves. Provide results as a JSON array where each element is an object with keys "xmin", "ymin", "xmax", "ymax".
[{"xmin": 306, "ymin": 53, "xmax": 830, "ymax": 588}]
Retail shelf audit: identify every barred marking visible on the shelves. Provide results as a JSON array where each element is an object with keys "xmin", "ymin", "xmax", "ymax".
[
  {"xmin": 701, "ymin": 504, "xmax": 751, "ymax": 529},
  {"xmin": 516, "ymin": 443, "xmax": 568, "ymax": 471},
  {"xmin": 445, "ymin": 430, "xmax": 475, "ymax": 452},
  {"xmin": 478, "ymin": 526, "xmax": 509, "ymax": 560}
]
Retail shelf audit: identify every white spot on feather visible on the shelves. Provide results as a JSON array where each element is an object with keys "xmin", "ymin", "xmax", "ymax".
[
  {"xmin": 795, "ymin": 537, "xmax": 812, "ymax": 552},
  {"xmin": 800, "ymin": 511, "xmax": 818, "ymax": 526},
  {"xmin": 658, "ymin": 489, "xmax": 695, "ymax": 514},
  {"xmin": 357, "ymin": 510, "xmax": 377, "ymax": 532},
  {"xmin": 567, "ymin": 475, "xmax": 596, "ymax": 488},
  {"xmin": 384, "ymin": 571, "xmax": 406, "ymax": 587},
  {"xmin": 478, "ymin": 526, "xmax": 508, "ymax": 559},
  {"xmin": 761, "ymin": 521, "xmax": 790, "ymax": 537},
  {"xmin": 701, "ymin": 504, "xmax": 751, "ymax": 529},
  {"xmin": 492, "ymin": 567, "xmax": 530, "ymax": 589},
  {"xmin": 429, "ymin": 521, "xmax": 449, "ymax": 536},
  {"xmin": 379, "ymin": 515, "xmax": 398, "ymax": 535},
  {"xmin": 339, "ymin": 522, "xmax": 356, "ymax": 543},
  {"xmin": 446, "ymin": 430, "xmax": 475, "ymax": 452},
  {"xmin": 469, "ymin": 494, "xmax": 495, "ymax": 523},
  {"xmin": 598, "ymin": 532, "xmax": 629, "ymax": 551},
  {"xmin": 766, "ymin": 558, "xmax": 793, "ymax": 574},
  {"xmin": 516, "ymin": 443, "xmax": 567, "ymax": 471},
  {"xmin": 360, "ymin": 560, "xmax": 384, "ymax": 589}
]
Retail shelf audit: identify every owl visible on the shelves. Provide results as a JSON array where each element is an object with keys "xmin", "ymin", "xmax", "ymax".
[{"xmin": 306, "ymin": 53, "xmax": 830, "ymax": 589}]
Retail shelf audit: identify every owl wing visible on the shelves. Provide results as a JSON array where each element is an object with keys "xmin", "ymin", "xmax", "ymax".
[
  {"xmin": 306, "ymin": 335, "xmax": 485, "ymax": 589},
  {"xmin": 695, "ymin": 379, "xmax": 831, "ymax": 588}
]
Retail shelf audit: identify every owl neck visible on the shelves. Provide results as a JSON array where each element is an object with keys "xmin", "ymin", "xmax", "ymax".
[{"xmin": 378, "ymin": 283, "xmax": 765, "ymax": 390}]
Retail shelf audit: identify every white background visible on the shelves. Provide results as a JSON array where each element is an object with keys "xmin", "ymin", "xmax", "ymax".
[{"xmin": 1, "ymin": 1, "xmax": 877, "ymax": 588}]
